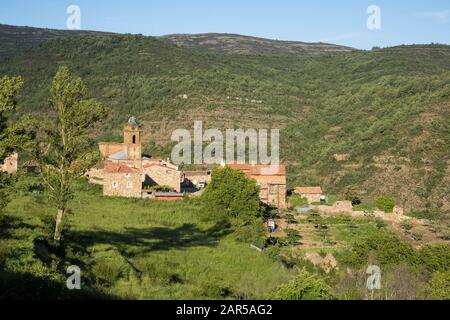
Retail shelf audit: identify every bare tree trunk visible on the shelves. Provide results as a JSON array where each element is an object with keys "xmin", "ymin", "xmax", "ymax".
[{"xmin": 54, "ymin": 208, "xmax": 65, "ymax": 244}]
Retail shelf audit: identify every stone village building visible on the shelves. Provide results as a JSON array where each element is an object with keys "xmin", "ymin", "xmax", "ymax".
[
  {"xmin": 143, "ymin": 160, "xmax": 182, "ymax": 193},
  {"xmin": 89, "ymin": 117, "xmax": 288, "ymax": 208},
  {"xmin": 90, "ymin": 117, "xmax": 184, "ymax": 199},
  {"xmin": 294, "ymin": 186, "xmax": 323, "ymax": 203},
  {"xmin": 103, "ymin": 164, "xmax": 142, "ymax": 198},
  {"xmin": 227, "ymin": 163, "xmax": 287, "ymax": 209}
]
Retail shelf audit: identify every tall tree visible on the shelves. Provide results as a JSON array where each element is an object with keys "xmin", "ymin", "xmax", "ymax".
[
  {"xmin": 202, "ymin": 167, "xmax": 262, "ymax": 221},
  {"xmin": 0, "ymin": 75, "xmax": 24, "ymax": 157},
  {"xmin": 34, "ymin": 66, "xmax": 106, "ymax": 244},
  {"xmin": 0, "ymin": 75, "xmax": 26, "ymax": 212}
]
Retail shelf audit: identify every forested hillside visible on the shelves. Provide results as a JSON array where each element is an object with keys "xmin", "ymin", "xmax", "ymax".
[
  {"xmin": 164, "ymin": 33, "xmax": 354, "ymax": 55},
  {"xmin": 1, "ymin": 31, "xmax": 449, "ymax": 214}
]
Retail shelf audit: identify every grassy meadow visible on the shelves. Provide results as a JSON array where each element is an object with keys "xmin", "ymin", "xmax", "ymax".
[
  {"xmin": 1, "ymin": 175, "xmax": 449, "ymax": 300},
  {"xmin": 0, "ymin": 179, "xmax": 293, "ymax": 300}
]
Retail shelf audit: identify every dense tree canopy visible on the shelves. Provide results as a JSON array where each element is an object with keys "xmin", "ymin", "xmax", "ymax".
[{"xmin": 202, "ymin": 167, "xmax": 262, "ymax": 222}]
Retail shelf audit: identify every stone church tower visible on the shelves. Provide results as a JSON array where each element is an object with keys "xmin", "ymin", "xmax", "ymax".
[{"xmin": 123, "ymin": 117, "xmax": 142, "ymax": 168}]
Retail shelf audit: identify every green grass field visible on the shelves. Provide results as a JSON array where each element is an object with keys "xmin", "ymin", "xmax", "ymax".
[
  {"xmin": 1, "ymin": 182, "xmax": 293, "ymax": 299},
  {"xmin": 1, "ymin": 179, "xmax": 449, "ymax": 300}
]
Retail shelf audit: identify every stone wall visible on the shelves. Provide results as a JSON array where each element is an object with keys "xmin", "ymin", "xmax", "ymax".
[
  {"xmin": 99, "ymin": 143, "xmax": 123, "ymax": 157},
  {"xmin": 257, "ymin": 181, "xmax": 287, "ymax": 209},
  {"xmin": 304, "ymin": 194, "xmax": 322, "ymax": 204},
  {"xmin": 144, "ymin": 166, "xmax": 182, "ymax": 192},
  {"xmin": 183, "ymin": 171, "xmax": 212, "ymax": 187},
  {"xmin": 85, "ymin": 168, "xmax": 105, "ymax": 185},
  {"xmin": 103, "ymin": 172, "xmax": 142, "ymax": 198}
]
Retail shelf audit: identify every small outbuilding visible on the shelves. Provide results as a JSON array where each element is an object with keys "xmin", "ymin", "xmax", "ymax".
[{"xmin": 294, "ymin": 186, "xmax": 323, "ymax": 204}]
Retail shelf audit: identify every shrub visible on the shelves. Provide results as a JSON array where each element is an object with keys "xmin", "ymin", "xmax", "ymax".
[
  {"xmin": 418, "ymin": 245, "xmax": 450, "ymax": 273},
  {"xmin": 272, "ymin": 269, "xmax": 333, "ymax": 300},
  {"xmin": 375, "ymin": 219, "xmax": 387, "ymax": 229},
  {"xmin": 375, "ymin": 197, "xmax": 395, "ymax": 213},
  {"xmin": 428, "ymin": 270, "xmax": 450, "ymax": 300},
  {"xmin": 284, "ymin": 214, "xmax": 298, "ymax": 224},
  {"xmin": 341, "ymin": 234, "xmax": 417, "ymax": 267},
  {"xmin": 92, "ymin": 262, "xmax": 121, "ymax": 285},
  {"xmin": 288, "ymin": 194, "xmax": 308, "ymax": 207},
  {"xmin": 344, "ymin": 188, "xmax": 361, "ymax": 206},
  {"xmin": 400, "ymin": 221, "xmax": 413, "ymax": 231},
  {"xmin": 199, "ymin": 280, "xmax": 233, "ymax": 299},
  {"xmin": 264, "ymin": 244, "xmax": 282, "ymax": 261},
  {"xmin": 409, "ymin": 210, "xmax": 441, "ymax": 221},
  {"xmin": 284, "ymin": 229, "xmax": 302, "ymax": 246},
  {"xmin": 233, "ymin": 221, "xmax": 265, "ymax": 247}
]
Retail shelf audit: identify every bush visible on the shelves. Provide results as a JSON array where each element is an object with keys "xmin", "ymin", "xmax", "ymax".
[
  {"xmin": 375, "ymin": 219, "xmax": 387, "ymax": 229},
  {"xmin": 400, "ymin": 221, "xmax": 413, "ymax": 231},
  {"xmin": 284, "ymin": 229, "xmax": 302, "ymax": 246},
  {"xmin": 409, "ymin": 210, "xmax": 441, "ymax": 221},
  {"xmin": 341, "ymin": 234, "xmax": 417, "ymax": 267},
  {"xmin": 418, "ymin": 245, "xmax": 450, "ymax": 273},
  {"xmin": 375, "ymin": 197, "xmax": 395, "ymax": 213},
  {"xmin": 199, "ymin": 280, "xmax": 233, "ymax": 299},
  {"xmin": 344, "ymin": 187, "xmax": 361, "ymax": 206},
  {"xmin": 233, "ymin": 221, "xmax": 265, "ymax": 247},
  {"xmin": 284, "ymin": 214, "xmax": 298, "ymax": 224},
  {"xmin": 272, "ymin": 269, "xmax": 333, "ymax": 300},
  {"xmin": 288, "ymin": 194, "xmax": 308, "ymax": 207},
  {"xmin": 428, "ymin": 270, "xmax": 450, "ymax": 300},
  {"xmin": 264, "ymin": 244, "xmax": 282, "ymax": 261}
]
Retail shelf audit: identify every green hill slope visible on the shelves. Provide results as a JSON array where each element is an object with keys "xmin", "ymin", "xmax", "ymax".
[
  {"xmin": 0, "ymin": 32, "xmax": 449, "ymax": 214},
  {"xmin": 0, "ymin": 24, "xmax": 113, "ymax": 60}
]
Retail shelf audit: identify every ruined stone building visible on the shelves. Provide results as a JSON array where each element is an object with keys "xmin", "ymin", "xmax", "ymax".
[
  {"xmin": 227, "ymin": 163, "xmax": 287, "ymax": 209},
  {"xmin": 0, "ymin": 153, "xmax": 18, "ymax": 174}
]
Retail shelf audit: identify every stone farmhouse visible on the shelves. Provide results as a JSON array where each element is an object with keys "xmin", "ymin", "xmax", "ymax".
[
  {"xmin": 103, "ymin": 164, "xmax": 142, "ymax": 198},
  {"xmin": 227, "ymin": 163, "xmax": 287, "ymax": 209},
  {"xmin": 294, "ymin": 186, "xmax": 323, "ymax": 203}
]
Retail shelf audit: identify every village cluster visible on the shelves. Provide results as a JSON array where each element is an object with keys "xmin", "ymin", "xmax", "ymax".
[{"xmin": 0, "ymin": 117, "xmax": 326, "ymax": 209}]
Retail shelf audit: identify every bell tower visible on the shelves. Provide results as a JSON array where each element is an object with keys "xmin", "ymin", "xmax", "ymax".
[{"xmin": 123, "ymin": 117, "xmax": 142, "ymax": 167}]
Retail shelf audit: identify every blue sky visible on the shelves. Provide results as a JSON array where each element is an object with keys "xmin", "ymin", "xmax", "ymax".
[{"xmin": 0, "ymin": 0, "xmax": 449, "ymax": 49}]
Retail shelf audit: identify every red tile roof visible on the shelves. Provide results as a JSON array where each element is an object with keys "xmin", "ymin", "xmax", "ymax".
[
  {"xmin": 295, "ymin": 187, "xmax": 323, "ymax": 195},
  {"xmin": 143, "ymin": 163, "xmax": 178, "ymax": 170},
  {"xmin": 227, "ymin": 163, "xmax": 286, "ymax": 176},
  {"xmin": 143, "ymin": 159, "xmax": 178, "ymax": 170}
]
